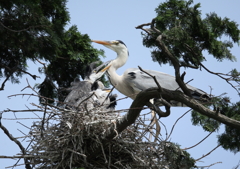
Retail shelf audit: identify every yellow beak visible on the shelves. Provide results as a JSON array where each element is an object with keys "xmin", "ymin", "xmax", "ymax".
[
  {"xmin": 100, "ymin": 64, "xmax": 111, "ymax": 72},
  {"xmin": 103, "ymin": 89, "xmax": 111, "ymax": 93},
  {"xmin": 91, "ymin": 40, "xmax": 111, "ymax": 45}
]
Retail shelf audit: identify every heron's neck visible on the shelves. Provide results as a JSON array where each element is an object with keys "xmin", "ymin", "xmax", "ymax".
[
  {"xmin": 108, "ymin": 49, "xmax": 128, "ymax": 86},
  {"xmin": 113, "ymin": 49, "xmax": 128, "ymax": 70}
]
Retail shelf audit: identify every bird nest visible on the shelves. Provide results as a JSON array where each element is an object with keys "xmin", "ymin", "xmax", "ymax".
[{"xmin": 16, "ymin": 101, "xmax": 194, "ymax": 169}]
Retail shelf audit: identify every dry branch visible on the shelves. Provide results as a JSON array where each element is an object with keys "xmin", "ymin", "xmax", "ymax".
[{"xmin": 0, "ymin": 124, "xmax": 32, "ymax": 169}]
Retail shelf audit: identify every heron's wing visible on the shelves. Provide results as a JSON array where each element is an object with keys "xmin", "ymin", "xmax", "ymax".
[
  {"xmin": 125, "ymin": 68, "xmax": 208, "ymax": 100},
  {"xmin": 125, "ymin": 68, "xmax": 180, "ymax": 91},
  {"xmin": 64, "ymin": 81, "xmax": 93, "ymax": 108}
]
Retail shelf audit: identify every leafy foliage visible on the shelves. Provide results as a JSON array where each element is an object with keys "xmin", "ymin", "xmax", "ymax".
[
  {"xmin": 217, "ymin": 101, "xmax": 240, "ymax": 153},
  {"xmin": 164, "ymin": 142, "xmax": 195, "ymax": 168},
  {"xmin": 37, "ymin": 26, "xmax": 105, "ymax": 103},
  {"xmin": 191, "ymin": 110, "xmax": 221, "ymax": 132},
  {"xmin": 0, "ymin": 0, "xmax": 69, "ymax": 85},
  {"xmin": 142, "ymin": 0, "xmax": 239, "ymax": 67},
  {"xmin": 141, "ymin": 0, "xmax": 240, "ymax": 154},
  {"xmin": 0, "ymin": 1, "xmax": 106, "ymax": 103},
  {"xmin": 192, "ymin": 96, "xmax": 240, "ymax": 153}
]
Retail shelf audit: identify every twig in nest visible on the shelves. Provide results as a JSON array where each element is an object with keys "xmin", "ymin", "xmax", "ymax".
[
  {"xmin": 101, "ymin": 86, "xmax": 115, "ymax": 106},
  {"xmin": 112, "ymin": 121, "xmax": 119, "ymax": 139}
]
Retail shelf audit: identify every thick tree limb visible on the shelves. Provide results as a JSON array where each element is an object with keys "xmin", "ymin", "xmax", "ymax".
[
  {"xmin": 87, "ymin": 86, "xmax": 240, "ymax": 162},
  {"xmin": 105, "ymin": 87, "xmax": 240, "ymax": 141}
]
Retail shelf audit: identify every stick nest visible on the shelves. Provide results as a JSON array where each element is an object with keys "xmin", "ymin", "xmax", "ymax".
[{"xmin": 19, "ymin": 102, "xmax": 193, "ymax": 169}]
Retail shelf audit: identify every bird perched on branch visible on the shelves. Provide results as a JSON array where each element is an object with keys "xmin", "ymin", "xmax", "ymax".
[
  {"xmin": 64, "ymin": 61, "xmax": 117, "ymax": 111},
  {"xmin": 92, "ymin": 40, "xmax": 209, "ymax": 107}
]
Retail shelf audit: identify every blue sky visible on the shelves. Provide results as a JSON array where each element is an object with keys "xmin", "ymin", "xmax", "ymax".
[{"xmin": 1, "ymin": 0, "xmax": 240, "ymax": 168}]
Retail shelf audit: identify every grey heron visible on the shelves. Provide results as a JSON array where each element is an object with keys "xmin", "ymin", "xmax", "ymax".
[
  {"xmin": 92, "ymin": 40, "xmax": 208, "ymax": 107},
  {"xmin": 64, "ymin": 61, "xmax": 117, "ymax": 110}
]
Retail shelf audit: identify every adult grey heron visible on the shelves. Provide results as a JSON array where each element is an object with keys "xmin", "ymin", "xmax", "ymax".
[{"xmin": 92, "ymin": 40, "xmax": 208, "ymax": 106}]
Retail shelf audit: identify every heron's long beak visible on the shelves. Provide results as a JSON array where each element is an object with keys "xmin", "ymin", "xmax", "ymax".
[
  {"xmin": 92, "ymin": 40, "xmax": 111, "ymax": 46},
  {"xmin": 100, "ymin": 64, "xmax": 111, "ymax": 72},
  {"xmin": 102, "ymin": 89, "xmax": 111, "ymax": 93}
]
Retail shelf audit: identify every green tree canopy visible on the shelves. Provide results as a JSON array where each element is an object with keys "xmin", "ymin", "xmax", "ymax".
[
  {"xmin": 0, "ymin": 0, "xmax": 105, "ymax": 103},
  {"xmin": 138, "ymin": 0, "xmax": 240, "ymax": 153}
]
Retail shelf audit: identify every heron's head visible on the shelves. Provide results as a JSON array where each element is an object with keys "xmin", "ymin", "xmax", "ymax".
[{"xmin": 92, "ymin": 40, "xmax": 128, "ymax": 55}]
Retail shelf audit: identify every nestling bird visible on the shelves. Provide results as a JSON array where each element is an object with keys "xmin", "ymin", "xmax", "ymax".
[
  {"xmin": 92, "ymin": 40, "xmax": 208, "ymax": 107},
  {"xmin": 64, "ymin": 61, "xmax": 117, "ymax": 110}
]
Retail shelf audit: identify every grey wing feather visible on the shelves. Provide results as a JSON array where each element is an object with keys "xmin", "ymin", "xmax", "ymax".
[
  {"xmin": 64, "ymin": 81, "xmax": 93, "ymax": 108},
  {"xmin": 125, "ymin": 68, "xmax": 208, "ymax": 100}
]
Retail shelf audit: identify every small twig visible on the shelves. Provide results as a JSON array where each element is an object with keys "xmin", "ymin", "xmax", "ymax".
[
  {"xmin": 135, "ymin": 22, "xmax": 151, "ymax": 29},
  {"xmin": 97, "ymin": 135, "xmax": 108, "ymax": 164},
  {"xmin": 195, "ymin": 144, "xmax": 221, "ymax": 162},
  {"xmin": 166, "ymin": 109, "xmax": 191, "ymax": 141},
  {"xmin": 197, "ymin": 162, "xmax": 222, "ymax": 168},
  {"xmin": 183, "ymin": 128, "xmax": 217, "ymax": 151},
  {"xmin": 41, "ymin": 100, "xmax": 48, "ymax": 137},
  {"xmin": 67, "ymin": 148, "xmax": 87, "ymax": 158},
  {"xmin": 101, "ymin": 86, "xmax": 115, "ymax": 106},
  {"xmin": 76, "ymin": 92, "xmax": 95, "ymax": 108},
  {"xmin": 112, "ymin": 121, "xmax": 119, "ymax": 139},
  {"xmin": 0, "ymin": 124, "xmax": 32, "ymax": 169},
  {"xmin": 35, "ymin": 58, "xmax": 47, "ymax": 69},
  {"xmin": 200, "ymin": 62, "xmax": 240, "ymax": 94},
  {"xmin": 138, "ymin": 66, "xmax": 162, "ymax": 92},
  {"xmin": 0, "ymin": 75, "xmax": 11, "ymax": 91},
  {"xmin": 21, "ymin": 79, "xmax": 39, "ymax": 94},
  {"xmin": 17, "ymin": 121, "xmax": 31, "ymax": 130}
]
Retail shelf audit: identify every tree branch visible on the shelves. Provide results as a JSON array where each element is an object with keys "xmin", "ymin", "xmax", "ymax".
[
  {"xmin": 136, "ymin": 19, "xmax": 198, "ymax": 97},
  {"xmin": 195, "ymin": 144, "xmax": 221, "ymax": 162},
  {"xmin": 0, "ymin": 124, "xmax": 32, "ymax": 169},
  {"xmin": 199, "ymin": 62, "xmax": 240, "ymax": 94},
  {"xmin": 0, "ymin": 64, "xmax": 40, "ymax": 91},
  {"xmin": 86, "ymin": 84, "xmax": 240, "ymax": 162},
  {"xmin": 0, "ymin": 21, "xmax": 49, "ymax": 33},
  {"xmin": 155, "ymin": 35, "xmax": 192, "ymax": 97}
]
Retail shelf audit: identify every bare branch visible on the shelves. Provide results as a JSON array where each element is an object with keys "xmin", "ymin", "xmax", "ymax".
[
  {"xmin": 197, "ymin": 162, "xmax": 222, "ymax": 168},
  {"xmin": 195, "ymin": 145, "xmax": 221, "ymax": 162},
  {"xmin": 135, "ymin": 22, "xmax": 151, "ymax": 29},
  {"xmin": 166, "ymin": 109, "xmax": 191, "ymax": 141},
  {"xmin": 0, "ymin": 124, "xmax": 32, "ymax": 169},
  {"xmin": 183, "ymin": 128, "xmax": 216, "ymax": 150},
  {"xmin": 155, "ymin": 35, "xmax": 192, "ymax": 97},
  {"xmin": 0, "ymin": 75, "xmax": 11, "ymax": 91},
  {"xmin": 199, "ymin": 62, "xmax": 240, "ymax": 94}
]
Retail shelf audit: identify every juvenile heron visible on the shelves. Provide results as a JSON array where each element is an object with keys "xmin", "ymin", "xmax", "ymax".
[
  {"xmin": 92, "ymin": 40, "xmax": 208, "ymax": 106},
  {"xmin": 64, "ymin": 61, "xmax": 117, "ymax": 110}
]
